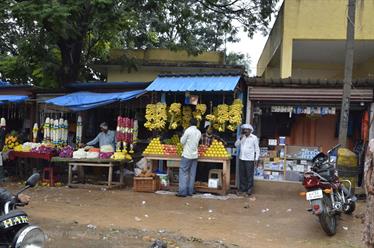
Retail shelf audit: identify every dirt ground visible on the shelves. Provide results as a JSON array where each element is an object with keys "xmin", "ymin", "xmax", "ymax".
[{"xmin": 3, "ymin": 183, "xmax": 366, "ymax": 248}]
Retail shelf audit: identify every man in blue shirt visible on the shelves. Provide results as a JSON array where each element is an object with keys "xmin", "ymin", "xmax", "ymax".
[{"xmin": 86, "ymin": 122, "xmax": 116, "ymax": 150}]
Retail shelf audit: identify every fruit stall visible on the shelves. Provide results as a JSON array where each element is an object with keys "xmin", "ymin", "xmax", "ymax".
[{"xmin": 136, "ymin": 73, "xmax": 246, "ymax": 195}]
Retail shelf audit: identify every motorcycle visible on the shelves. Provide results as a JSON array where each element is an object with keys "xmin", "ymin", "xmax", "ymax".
[
  {"xmin": 301, "ymin": 144, "xmax": 357, "ymax": 236},
  {"xmin": 0, "ymin": 173, "xmax": 45, "ymax": 247}
]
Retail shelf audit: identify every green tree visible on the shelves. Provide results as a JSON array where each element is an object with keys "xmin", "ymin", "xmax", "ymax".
[
  {"xmin": 225, "ymin": 52, "xmax": 252, "ymax": 74},
  {"xmin": 0, "ymin": 0, "xmax": 277, "ymax": 87}
]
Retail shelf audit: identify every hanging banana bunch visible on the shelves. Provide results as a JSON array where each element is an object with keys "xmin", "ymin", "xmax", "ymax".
[
  {"xmin": 192, "ymin": 104, "xmax": 207, "ymax": 127},
  {"xmin": 213, "ymin": 104, "xmax": 229, "ymax": 132},
  {"xmin": 182, "ymin": 106, "xmax": 192, "ymax": 129},
  {"xmin": 205, "ymin": 114, "xmax": 215, "ymax": 122},
  {"xmin": 144, "ymin": 103, "xmax": 167, "ymax": 131},
  {"xmin": 144, "ymin": 104, "xmax": 156, "ymax": 130},
  {"xmin": 168, "ymin": 103, "xmax": 182, "ymax": 130},
  {"xmin": 227, "ymin": 99, "xmax": 244, "ymax": 131},
  {"xmin": 156, "ymin": 103, "xmax": 167, "ymax": 130}
]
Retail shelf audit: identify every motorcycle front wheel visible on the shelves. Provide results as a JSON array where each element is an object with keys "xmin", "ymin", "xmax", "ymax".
[{"xmin": 318, "ymin": 194, "xmax": 337, "ymax": 236}]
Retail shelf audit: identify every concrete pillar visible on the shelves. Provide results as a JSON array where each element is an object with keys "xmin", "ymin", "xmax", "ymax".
[
  {"xmin": 245, "ymin": 88, "xmax": 252, "ymax": 125},
  {"xmin": 280, "ymin": 39, "xmax": 293, "ymax": 79},
  {"xmin": 235, "ymin": 92, "xmax": 245, "ymax": 188}
]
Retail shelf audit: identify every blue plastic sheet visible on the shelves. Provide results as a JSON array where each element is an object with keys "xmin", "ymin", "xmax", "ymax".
[
  {"xmin": 45, "ymin": 90, "xmax": 144, "ymax": 111},
  {"xmin": 0, "ymin": 95, "xmax": 28, "ymax": 103}
]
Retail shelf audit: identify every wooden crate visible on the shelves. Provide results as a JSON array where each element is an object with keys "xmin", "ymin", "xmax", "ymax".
[{"xmin": 133, "ymin": 177, "xmax": 160, "ymax": 193}]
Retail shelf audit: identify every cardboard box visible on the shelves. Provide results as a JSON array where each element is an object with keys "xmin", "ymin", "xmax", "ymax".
[
  {"xmin": 295, "ymin": 164, "xmax": 305, "ymax": 172},
  {"xmin": 273, "ymin": 157, "xmax": 281, "ymax": 163},
  {"xmin": 264, "ymin": 162, "xmax": 272, "ymax": 170},
  {"xmin": 268, "ymin": 139, "xmax": 277, "ymax": 146}
]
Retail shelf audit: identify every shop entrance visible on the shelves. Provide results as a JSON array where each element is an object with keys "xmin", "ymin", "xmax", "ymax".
[{"xmin": 251, "ymin": 103, "xmax": 367, "ymax": 183}]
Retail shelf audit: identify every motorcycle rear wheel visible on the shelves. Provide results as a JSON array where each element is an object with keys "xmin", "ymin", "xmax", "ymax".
[{"xmin": 319, "ymin": 195, "xmax": 337, "ymax": 236}]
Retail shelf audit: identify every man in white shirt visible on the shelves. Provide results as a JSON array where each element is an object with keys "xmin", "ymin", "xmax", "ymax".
[
  {"xmin": 177, "ymin": 118, "xmax": 201, "ymax": 197},
  {"xmin": 235, "ymin": 124, "xmax": 260, "ymax": 196}
]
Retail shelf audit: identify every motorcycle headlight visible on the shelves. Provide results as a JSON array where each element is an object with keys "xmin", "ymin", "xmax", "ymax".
[{"xmin": 13, "ymin": 225, "xmax": 45, "ymax": 248}]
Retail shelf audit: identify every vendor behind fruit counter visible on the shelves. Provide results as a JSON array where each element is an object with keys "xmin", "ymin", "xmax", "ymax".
[
  {"xmin": 85, "ymin": 122, "xmax": 116, "ymax": 150},
  {"xmin": 200, "ymin": 123, "xmax": 227, "ymax": 146},
  {"xmin": 196, "ymin": 122, "xmax": 227, "ymax": 183}
]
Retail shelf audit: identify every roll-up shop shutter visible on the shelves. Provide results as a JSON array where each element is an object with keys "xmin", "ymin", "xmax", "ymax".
[{"xmin": 248, "ymin": 87, "xmax": 373, "ymax": 102}]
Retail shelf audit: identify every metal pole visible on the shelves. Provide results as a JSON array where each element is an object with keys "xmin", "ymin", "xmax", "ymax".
[{"xmin": 338, "ymin": 0, "xmax": 356, "ymax": 147}]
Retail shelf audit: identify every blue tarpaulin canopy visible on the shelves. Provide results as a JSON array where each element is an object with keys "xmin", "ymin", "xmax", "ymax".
[
  {"xmin": 0, "ymin": 95, "xmax": 29, "ymax": 104},
  {"xmin": 45, "ymin": 90, "xmax": 144, "ymax": 111},
  {"xmin": 0, "ymin": 81, "xmax": 10, "ymax": 86},
  {"xmin": 146, "ymin": 74, "xmax": 241, "ymax": 92}
]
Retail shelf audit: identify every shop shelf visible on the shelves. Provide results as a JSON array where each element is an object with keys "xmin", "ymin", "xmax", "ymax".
[{"xmin": 263, "ymin": 169, "xmax": 285, "ymax": 173}]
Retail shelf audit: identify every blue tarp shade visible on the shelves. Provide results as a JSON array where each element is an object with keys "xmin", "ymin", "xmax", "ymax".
[
  {"xmin": 146, "ymin": 75, "xmax": 241, "ymax": 92},
  {"xmin": 45, "ymin": 90, "xmax": 144, "ymax": 111},
  {"xmin": 0, "ymin": 95, "xmax": 28, "ymax": 103}
]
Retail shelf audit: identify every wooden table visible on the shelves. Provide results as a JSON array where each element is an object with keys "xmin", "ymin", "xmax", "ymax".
[
  {"xmin": 143, "ymin": 155, "xmax": 231, "ymax": 195},
  {"xmin": 7, "ymin": 151, "xmax": 56, "ymax": 182},
  {"xmin": 51, "ymin": 157, "xmax": 129, "ymax": 189}
]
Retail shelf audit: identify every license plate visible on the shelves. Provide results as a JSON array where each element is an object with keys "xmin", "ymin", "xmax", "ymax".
[{"xmin": 306, "ymin": 189, "xmax": 323, "ymax": 200}]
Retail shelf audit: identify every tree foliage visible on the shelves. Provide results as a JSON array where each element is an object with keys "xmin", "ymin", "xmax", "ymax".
[
  {"xmin": 0, "ymin": 0, "xmax": 277, "ymax": 87},
  {"xmin": 225, "ymin": 52, "xmax": 252, "ymax": 74}
]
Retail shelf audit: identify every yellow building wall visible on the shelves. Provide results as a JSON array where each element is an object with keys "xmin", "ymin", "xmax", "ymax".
[
  {"xmin": 258, "ymin": 0, "xmax": 374, "ymax": 79},
  {"xmin": 263, "ymin": 66, "xmax": 280, "ymax": 79},
  {"xmin": 106, "ymin": 48, "xmax": 228, "ymax": 82},
  {"xmin": 257, "ymin": 7, "xmax": 283, "ymax": 77},
  {"xmin": 291, "ymin": 57, "xmax": 374, "ymax": 80},
  {"xmin": 355, "ymin": 57, "xmax": 374, "ymax": 79},
  {"xmin": 109, "ymin": 48, "xmax": 224, "ymax": 64},
  {"xmin": 107, "ymin": 69, "xmax": 159, "ymax": 82},
  {"xmin": 107, "ymin": 66, "xmax": 238, "ymax": 82},
  {"xmin": 284, "ymin": 0, "xmax": 374, "ymax": 40},
  {"xmin": 291, "ymin": 62, "xmax": 343, "ymax": 79}
]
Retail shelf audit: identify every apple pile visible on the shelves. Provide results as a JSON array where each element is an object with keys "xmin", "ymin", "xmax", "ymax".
[
  {"xmin": 198, "ymin": 145, "xmax": 209, "ymax": 157},
  {"xmin": 163, "ymin": 144, "xmax": 177, "ymax": 155}
]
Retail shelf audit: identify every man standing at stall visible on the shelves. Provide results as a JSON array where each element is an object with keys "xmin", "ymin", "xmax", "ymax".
[
  {"xmin": 177, "ymin": 118, "xmax": 201, "ymax": 197},
  {"xmin": 235, "ymin": 124, "xmax": 260, "ymax": 196},
  {"xmin": 86, "ymin": 122, "xmax": 116, "ymax": 151}
]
